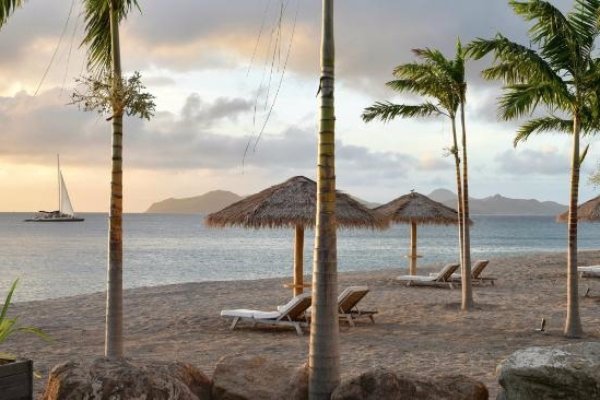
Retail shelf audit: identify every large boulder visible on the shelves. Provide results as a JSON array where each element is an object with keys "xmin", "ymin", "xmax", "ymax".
[
  {"xmin": 42, "ymin": 357, "xmax": 212, "ymax": 400},
  {"xmin": 211, "ymin": 354, "xmax": 307, "ymax": 400},
  {"xmin": 331, "ymin": 367, "xmax": 488, "ymax": 400},
  {"xmin": 497, "ymin": 342, "xmax": 600, "ymax": 400}
]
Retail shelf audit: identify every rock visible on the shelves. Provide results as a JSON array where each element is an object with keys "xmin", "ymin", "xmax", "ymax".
[
  {"xmin": 331, "ymin": 368, "xmax": 417, "ymax": 400},
  {"xmin": 331, "ymin": 368, "xmax": 488, "ymax": 400},
  {"xmin": 418, "ymin": 375, "xmax": 488, "ymax": 400},
  {"xmin": 42, "ymin": 357, "xmax": 212, "ymax": 400},
  {"xmin": 288, "ymin": 363, "xmax": 309, "ymax": 400},
  {"xmin": 497, "ymin": 342, "xmax": 600, "ymax": 400},
  {"xmin": 211, "ymin": 354, "xmax": 307, "ymax": 400}
]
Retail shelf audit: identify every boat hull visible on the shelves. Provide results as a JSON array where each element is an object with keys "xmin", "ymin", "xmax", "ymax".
[{"xmin": 24, "ymin": 217, "xmax": 84, "ymax": 222}]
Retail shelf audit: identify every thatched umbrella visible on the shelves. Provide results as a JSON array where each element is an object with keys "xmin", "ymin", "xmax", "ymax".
[
  {"xmin": 557, "ymin": 195, "xmax": 600, "ymax": 222},
  {"xmin": 375, "ymin": 190, "xmax": 463, "ymax": 275},
  {"xmin": 206, "ymin": 176, "xmax": 387, "ymax": 295}
]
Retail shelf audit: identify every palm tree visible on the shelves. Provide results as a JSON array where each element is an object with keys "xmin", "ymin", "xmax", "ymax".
[
  {"xmin": 0, "ymin": 0, "xmax": 23, "ymax": 27},
  {"xmin": 308, "ymin": 0, "xmax": 340, "ymax": 398},
  {"xmin": 362, "ymin": 41, "xmax": 475, "ymax": 310},
  {"xmin": 81, "ymin": 0, "xmax": 140, "ymax": 358},
  {"xmin": 467, "ymin": 0, "xmax": 600, "ymax": 337},
  {"xmin": 454, "ymin": 40, "xmax": 474, "ymax": 310}
]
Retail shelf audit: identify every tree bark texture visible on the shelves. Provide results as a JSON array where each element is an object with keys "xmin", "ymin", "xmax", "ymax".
[
  {"xmin": 308, "ymin": 0, "xmax": 340, "ymax": 398},
  {"xmin": 105, "ymin": 0, "xmax": 124, "ymax": 359},
  {"xmin": 564, "ymin": 112, "xmax": 583, "ymax": 338}
]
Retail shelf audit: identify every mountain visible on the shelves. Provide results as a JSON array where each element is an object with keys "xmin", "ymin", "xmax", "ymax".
[
  {"xmin": 146, "ymin": 190, "xmax": 243, "ymax": 214},
  {"xmin": 428, "ymin": 188, "xmax": 457, "ymax": 205},
  {"xmin": 350, "ymin": 195, "xmax": 381, "ymax": 209},
  {"xmin": 428, "ymin": 189, "xmax": 567, "ymax": 216}
]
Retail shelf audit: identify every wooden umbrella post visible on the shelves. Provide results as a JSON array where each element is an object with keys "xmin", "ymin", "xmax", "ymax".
[
  {"xmin": 293, "ymin": 225, "xmax": 305, "ymax": 296},
  {"xmin": 409, "ymin": 221, "xmax": 418, "ymax": 275}
]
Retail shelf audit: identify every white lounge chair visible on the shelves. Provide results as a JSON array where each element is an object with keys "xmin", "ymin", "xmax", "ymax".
[
  {"xmin": 432, "ymin": 260, "xmax": 495, "ymax": 285},
  {"xmin": 397, "ymin": 263, "xmax": 460, "ymax": 288},
  {"xmin": 578, "ymin": 266, "xmax": 600, "ymax": 278},
  {"xmin": 220, "ymin": 293, "xmax": 311, "ymax": 336},
  {"xmin": 337, "ymin": 286, "xmax": 377, "ymax": 326}
]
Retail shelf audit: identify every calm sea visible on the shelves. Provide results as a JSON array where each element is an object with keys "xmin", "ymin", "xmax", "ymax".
[{"xmin": 1, "ymin": 213, "xmax": 599, "ymax": 302}]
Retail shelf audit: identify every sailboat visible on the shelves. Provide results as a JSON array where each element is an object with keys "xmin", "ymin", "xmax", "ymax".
[{"xmin": 24, "ymin": 155, "xmax": 84, "ymax": 222}]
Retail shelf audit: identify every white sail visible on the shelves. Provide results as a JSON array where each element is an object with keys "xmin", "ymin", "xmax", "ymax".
[{"xmin": 59, "ymin": 171, "xmax": 75, "ymax": 216}]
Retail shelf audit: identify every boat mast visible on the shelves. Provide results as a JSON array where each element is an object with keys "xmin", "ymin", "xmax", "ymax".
[{"xmin": 57, "ymin": 154, "xmax": 61, "ymax": 213}]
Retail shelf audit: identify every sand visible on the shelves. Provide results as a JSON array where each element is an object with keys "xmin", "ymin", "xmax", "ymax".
[{"xmin": 6, "ymin": 250, "xmax": 600, "ymax": 398}]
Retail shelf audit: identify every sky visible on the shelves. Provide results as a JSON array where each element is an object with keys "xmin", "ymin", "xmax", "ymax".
[{"xmin": 0, "ymin": 0, "xmax": 597, "ymax": 212}]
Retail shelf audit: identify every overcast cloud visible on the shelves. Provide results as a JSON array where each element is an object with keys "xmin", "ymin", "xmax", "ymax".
[{"xmin": 0, "ymin": 0, "xmax": 593, "ymax": 211}]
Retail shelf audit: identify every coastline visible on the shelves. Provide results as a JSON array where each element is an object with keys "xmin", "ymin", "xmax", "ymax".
[{"xmin": 7, "ymin": 250, "xmax": 600, "ymax": 397}]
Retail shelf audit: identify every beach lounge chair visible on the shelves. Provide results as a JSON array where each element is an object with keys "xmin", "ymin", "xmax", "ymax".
[
  {"xmin": 397, "ymin": 263, "xmax": 459, "ymax": 288},
  {"xmin": 220, "ymin": 293, "xmax": 311, "ymax": 336},
  {"xmin": 432, "ymin": 260, "xmax": 495, "ymax": 285},
  {"xmin": 578, "ymin": 266, "xmax": 600, "ymax": 278},
  {"xmin": 337, "ymin": 286, "xmax": 377, "ymax": 326}
]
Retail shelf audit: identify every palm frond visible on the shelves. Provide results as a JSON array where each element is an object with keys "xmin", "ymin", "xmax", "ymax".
[
  {"xmin": 510, "ymin": 0, "xmax": 578, "ymax": 73},
  {"xmin": 412, "ymin": 48, "xmax": 453, "ymax": 73},
  {"xmin": 467, "ymin": 35, "xmax": 565, "ymax": 89},
  {"xmin": 499, "ymin": 82, "xmax": 568, "ymax": 120},
  {"xmin": 568, "ymin": 0, "xmax": 600, "ymax": 58},
  {"xmin": 386, "ymin": 76, "xmax": 453, "ymax": 99},
  {"xmin": 510, "ymin": 1, "xmax": 573, "ymax": 44},
  {"xmin": 81, "ymin": 0, "xmax": 140, "ymax": 74},
  {"xmin": 362, "ymin": 102, "xmax": 442, "ymax": 123},
  {"xmin": 579, "ymin": 143, "xmax": 590, "ymax": 165},
  {"xmin": 0, "ymin": 0, "xmax": 24, "ymax": 27},
  {"xmin": 513, "ymin": 115, "xmax": 572, "ymax": 146},
  {"xmin": 452, "ymin": 38, "xmax": 466, "ymax": 85},
  {"xmin": 392, "ymin": 62, "xmax": 438, "ymax": 80}
]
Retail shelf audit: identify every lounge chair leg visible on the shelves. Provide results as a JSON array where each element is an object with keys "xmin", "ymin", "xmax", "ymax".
[
  {"xmin": 230, "ymin": 317, "xmax": 240, "ymax": 331},
  {"xmin": 346, "ymin": 315, "xmax": 355, "ymax": 327},
  {"xmin": 294, "ymin": 323, "xmax": 303, "ymax": 336}
]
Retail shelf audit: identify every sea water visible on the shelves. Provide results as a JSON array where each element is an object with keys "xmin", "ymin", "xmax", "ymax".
[{"xmin": 1, "ymin": 213, "xmax": 598, "ymax": 302}]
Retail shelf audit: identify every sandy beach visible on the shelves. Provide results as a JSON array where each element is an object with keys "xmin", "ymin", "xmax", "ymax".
[{"xmin": 7, "ymin": 250, "xmax": 600, "ymax": 398}]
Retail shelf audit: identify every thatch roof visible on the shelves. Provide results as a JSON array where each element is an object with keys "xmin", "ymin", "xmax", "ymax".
[
  {"xmin": 205, "ymin": 176, "xmax": 387, "ymax": 229},
  {"xmin": 375, "ymin": 191, "xmax": 465, "ymax": 225},
  {"xmin": 557, "ymin": 195, "xmax": 600, "ymax": 222}
]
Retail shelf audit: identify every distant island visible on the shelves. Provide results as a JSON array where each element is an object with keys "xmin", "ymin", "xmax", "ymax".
[
  {"xmin": 146, "ymin": 188, "xmax": 567, "ymax": 215},
  {"xmin": 146, "ymin": 190, "xmax": 243, "ymax": 214},
  {"xmin": 428, "ymin": 188, "xmax": 567, "ymax": 216}
]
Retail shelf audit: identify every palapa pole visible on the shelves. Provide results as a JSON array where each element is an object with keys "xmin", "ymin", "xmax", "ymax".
[
  {"xmin": 409, "ymin": 221, "xmax": 417, "ymax": 275},
  {"xmin": 293, "ymin": 225, "xmax": 305, "ymax": 296}
]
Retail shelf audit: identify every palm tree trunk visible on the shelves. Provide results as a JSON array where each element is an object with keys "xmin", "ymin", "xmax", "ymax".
[
  {"xmin": 293, "ymin": 225, "xmax": 305, "ymax": 296},
  {"xmin": 564, "ymin": 112, "xmax": 583, "ymax": 338},
  {"xmin": 450, "ymin": 116, "xmax": 464, "ymax": 271},
  {"xmin": 459, "ymin": 99, "xmax": 473, "ymax": 311},
  {"xmin": 105, "ymin": 0, "xmax": 124, "ymax": 359},
  {"xmin": 308, "ymin": 0, "xmax": 340, "ymax": 398}
]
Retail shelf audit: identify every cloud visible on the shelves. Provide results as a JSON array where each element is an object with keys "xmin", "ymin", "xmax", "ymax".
[
  {"xmin": 180, "ymin": 94, "xmax": 253, "ymax": 127},
  {"xmin": 494, "ymin": 148, "xmax": 569, "ymax": 176},
  {"xmin": 417, "ymin": 154, "xmax": 453, "ymax": 171},
  {"xmin": 0, "ymin": 89, "xmax": 418, "ymax": 183},
  {"xmin": 0, "ymin": 0, "xmax": 575, "ymax": 96}
]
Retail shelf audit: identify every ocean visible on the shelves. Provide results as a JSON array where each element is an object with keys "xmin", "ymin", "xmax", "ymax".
[{"xmin": 1, "ymin": 213, "xmax": 598, "ymax": 302}]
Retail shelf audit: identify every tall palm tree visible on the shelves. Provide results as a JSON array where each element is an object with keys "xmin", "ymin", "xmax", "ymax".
[
  {"xmin": 308, "ymin": 0, "xmax": 339, "ymax": 398},
  {"xmin": 362, "ymin": 41, "xmax": 475, "ymax": 310},
  {"xmin": 467, "ymin": 0, "xmax": 600, "ymax": 337},
  {"xmin": 0, "ymin": 0, "xmax": 24, "ymax": 27},
  {"xmin": 81, "ymin": 0, "xmax": 140, "ymax": 358},
  {"xmin": 454, "ymin": 40, "xmax": 474, "ymax": 310}
]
